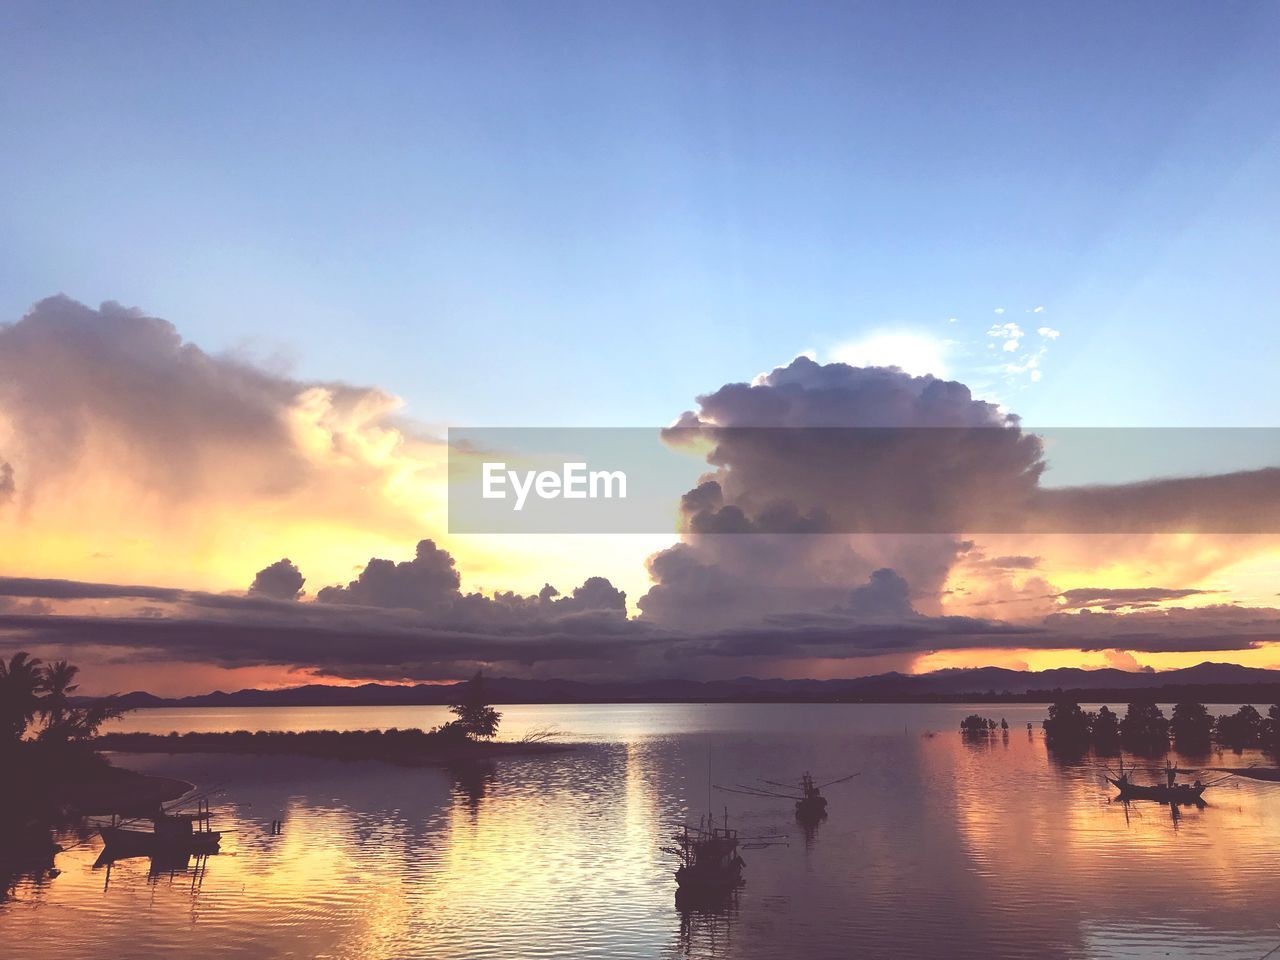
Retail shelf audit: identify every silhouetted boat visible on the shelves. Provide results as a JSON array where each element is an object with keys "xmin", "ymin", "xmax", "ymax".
[
  {"xmin": 663, "ymin": 814, "xmax": 746, "ymax": 896},
  {"xmin": 715, "ymin": 770, "xmax": 858, "ymax": 823},
  {"xmin": 793, "ymin": 772, "xmax": 829, "ymax": 821},
  {"xmin": 1106, "ymin": 760, "xmax": 1207, "ymax": 805},
  {"xmin": 99, "ymin": 798, "xmax": 221, "ymax": 855}
]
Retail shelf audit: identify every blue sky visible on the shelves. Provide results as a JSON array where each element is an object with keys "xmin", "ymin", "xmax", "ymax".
[{"xmin": 3, "ymin": 0, "xmax": 1279, "ymax": 428}]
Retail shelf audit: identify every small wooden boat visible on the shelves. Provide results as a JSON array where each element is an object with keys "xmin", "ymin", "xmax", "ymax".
[
  {"xmin": 1106, "ymin": 760, "xmax": 1207, "ymax": 806},
  {"xmin": 1108, "ymin": 780, "xmax": 1206, "ymax": 804},
  {"xmin": 99, "ymin": 798, "xmax": 221, "ymax": 855}
]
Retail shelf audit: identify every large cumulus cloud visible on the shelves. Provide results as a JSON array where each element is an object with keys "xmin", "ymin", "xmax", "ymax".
[
  {"xmin": 639, "ymin": 358, "xmax": 1020, "ymax": 633},
  {"xmin": 638, "ymin": 356, "xmax": 1280, "ymax": 652},
  {"xmin": 0, "ymin": 295, "xmax": 445, "ymax": 590}
]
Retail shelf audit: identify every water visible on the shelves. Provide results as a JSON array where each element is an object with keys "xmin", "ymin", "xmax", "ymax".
[{"xmin": 4, "ymin": 703, "xmax": 1279, "ymax": 959}]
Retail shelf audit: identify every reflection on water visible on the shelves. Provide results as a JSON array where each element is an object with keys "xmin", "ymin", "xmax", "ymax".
[{"xmin": 3, "ymin": 704, "xmax": 1280, "ymax": 959}]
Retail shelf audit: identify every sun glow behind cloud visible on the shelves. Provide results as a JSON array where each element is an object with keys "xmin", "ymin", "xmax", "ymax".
[{"xmin": 830, "ymin": 332, "xmax": 949, "ymax": 378}]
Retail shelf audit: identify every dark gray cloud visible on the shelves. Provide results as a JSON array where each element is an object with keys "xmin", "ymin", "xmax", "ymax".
[
  {"xmin": 0, "ymin": 576, "xmax": 187, "ymax": 602},
  {"xmin": 839, "ymin": 568, "xmax": 916, "ymax": 618},
  {"xmin": 249, "ymin": 558, "xmax": 306, "ymax": 601},
  {"xmin": 1056, "ymin": 587, "xmax": 1213, "ymax": 609},
  {"xmin": 4, "ymin": 585, "xmax": 1272, "ymax": 683},
  {"xmin": 0, "ymin": 461, "xmax": 13, "ymax": 504}
]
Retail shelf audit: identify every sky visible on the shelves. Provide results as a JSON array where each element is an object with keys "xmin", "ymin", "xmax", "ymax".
[{"xmin": 3, "ymin": 2, "xmax": 1280, "ymax": 694}]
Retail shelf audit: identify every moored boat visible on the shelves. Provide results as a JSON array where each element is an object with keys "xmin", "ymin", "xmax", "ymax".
[
  {"xmin": 663, "ymin": 814, "xmax": 746, "ymax": 897},
  {"xmin": 99, "ymin": 797, "xmax": 221, "ymax": 855}
]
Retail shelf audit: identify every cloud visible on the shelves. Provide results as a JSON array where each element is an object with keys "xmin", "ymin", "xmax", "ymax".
[
  {"xmin": 0, "ymin": 295, "xmax": 446, "ymax": 590},
  {"xmin": 839, "ymin": 568, "xmax": 917, "ymax": 618},
  {"xmin": 987, "ymin": 555, "xmax": 1040, "ymax": 570},
  {"xmin": 1056, "ymin": 587, "xmax": 1212, "ymax": 609},
  {"xmin": 1037, "ymin": 326, "xmax": 1060, "ymax": 339},
  {"xmin": 4, "ymin": 298, "xmax": 1279, "ymax": 688},
  {"xmin": 639, "ymin": 357, "xmax": 1032, "ymax": 633},
  {"xmin": 1103, "ymin": 649, "xmax": 1150, "ymax": 672},
  {"xmin": 318, "ymin": 539, "xmax": 461, "ymax": 612},
  {"xmin": 249, "ymin": 558, "xmax": 306, "ymax": 601}
]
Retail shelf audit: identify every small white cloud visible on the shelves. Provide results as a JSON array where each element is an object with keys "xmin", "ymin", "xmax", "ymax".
[
  {"xmin": 947, "ymin": 316, "xmax": 958, "ymax": 323},
  {"xmin": 1002, "ymin": 339, "xmax": 1019, "ymax": 353},
  {"xmin": 994, "ymin": 307, "xmax": 1005, "ymax": 315},
  {"xmin": 1033, "ymin": 305, "xmax": 1045, "ymax": 314},
  {"xmin": 1037, "ymin": 326, "xmax": 1060, "ymax": 339},
  {"xmin": 1030, "ymin": 369, "xmax": 1043, "ymax": 382}
]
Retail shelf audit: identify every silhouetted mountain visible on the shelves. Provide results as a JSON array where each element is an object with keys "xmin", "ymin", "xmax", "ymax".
[{"xmin": 91, "ymin": 662, "xmax": 1280, "ymax": 708}]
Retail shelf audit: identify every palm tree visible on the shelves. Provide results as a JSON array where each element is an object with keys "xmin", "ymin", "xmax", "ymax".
[
  {"xmin": 39, "ymin": 660, "xmax": 80, "ymax": 731},
  {"xmin": 0, "ymin": 652, "xmax": 45, "ymax": 742}
]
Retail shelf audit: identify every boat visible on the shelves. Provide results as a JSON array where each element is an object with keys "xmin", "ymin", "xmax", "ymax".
[
  {"xmin": 663, "ymin": 813, "xmax": 746, "ymax": 897},
  {"xmin": 99, "ymin": 797, "xmax": 221, "ymax": 855},
  {"xmin": 793, "ymin": 772, "xmax": 829, "ymax": 822},
  {"xmin": 715, "ymin": 770, "xmax": 858, "ymax": 823},
  {"xmin": 1106, "ymin": 760, "xmax": 1207, "ymax": 805}
]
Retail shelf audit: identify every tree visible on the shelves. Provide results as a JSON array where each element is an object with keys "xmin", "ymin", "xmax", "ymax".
[
  {"xmin": 1171, "ymin": 701, "xmax": 1213, "ymax": 749},
  {"xmin": 1267, "ymin": 705, "xmax": 1280, "ymax": 745},
  {"xmin": 1091, "ymin": 706, "xmax": 1120, "ymax": 747},
  {"xmin": 1215, "ymin": 704, "xmax": 1264, "ymax": 748},
  {"xmin": 960, "ymin": 714, "xmax": 996, "ymax": 734},
  {"xmin": 39, "ymin": 660, "xmax": 80, "ymax": 731},
  {"xmin": 1044, "ymin": 700, "xmax": 1091, "ymax": 749},
  {"xmin": 448, "ymin": 672, "xmax": 501, "ymax": 740},
  {"xmin": 0, "ymin": 652, "xmax": 45, "ymax": 743},
  {"xmin": 1119, "ymin": 700, "xmax": 1169, "ymax": 753}
]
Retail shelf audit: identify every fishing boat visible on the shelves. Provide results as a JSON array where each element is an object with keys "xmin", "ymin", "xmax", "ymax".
[
  {"xmin": 793, "ymin": 772, "xmax": 829, "ymax": 821},
  {"xmin": 715, "ymin": 771, "xmax": 859, "ymax": 823},
  {"xmin": 99, "ymin": 797, "xmax": 221, "ymax": 855},
  {"xmin": 1106, "ymin": 760, "xmax": 1207, "ymax": 805},
  {"xmin": 663, "ymin": 813, "xmax": 746, "ymax": 896}
]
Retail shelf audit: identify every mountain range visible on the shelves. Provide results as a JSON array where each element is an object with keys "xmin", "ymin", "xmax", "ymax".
[{"xmin": 97, "ymin": 662, "xmax": 1280, "ymax": 708}]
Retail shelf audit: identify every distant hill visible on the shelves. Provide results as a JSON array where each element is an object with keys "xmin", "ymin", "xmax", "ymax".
[{"xmin": 94, "ymin": 662, "xmax": 1280, "ymax": 708}]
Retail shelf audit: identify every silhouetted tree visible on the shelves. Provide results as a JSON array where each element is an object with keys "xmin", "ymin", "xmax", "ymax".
[
  {"xmin": 1043, "ymin": 700, "xmax": 1091, "ymax": 750},
  {"xmin": 1267, "ymin": 705, "xmax": 1280, "ymax": 745},
  {"xmin": 38, "ymin": 660, "xmax": 78, "ymax": 730},
  {"xmin": 1215, "ymin": 704, "xmax": 1264, "ymax": 748},
  {"xmin": 447, "ymin": 671, "xmax": 501, "ymax": 740},
  {"xmin": 1171, "ymin": 701, "xmax": 1213, "ymax": 750},
  {"xmin": 960, "ymin": 714, "xmax": 997, "ymax": 734},
  {"xmin": 0, "ymin": 653, "xmax": 44, "ymax": 743},
  {"xmin": 1091, "ymin": 706, "xmax": 1120, "ymax": 749},
  {"xmin": 1119, "ymin": 700, "xmax": 1169, "ymax": 753}
]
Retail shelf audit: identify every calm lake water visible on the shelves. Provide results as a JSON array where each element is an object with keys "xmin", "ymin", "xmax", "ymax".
[{"xmin": 4, "ymin": 703, "xmax": 1280, "ymax": 959}]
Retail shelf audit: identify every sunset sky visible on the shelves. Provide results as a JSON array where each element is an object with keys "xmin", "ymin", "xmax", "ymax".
[{"xmin": 3, "ymin": 2, "xmax": 1280, "ymax": 694}]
